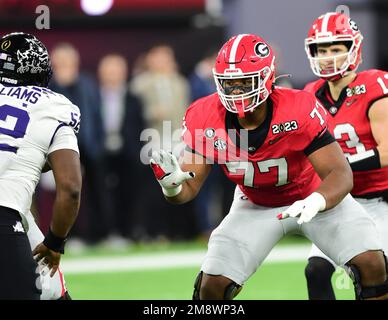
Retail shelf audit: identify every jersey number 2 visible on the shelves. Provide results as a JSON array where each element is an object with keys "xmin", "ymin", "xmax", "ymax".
[{"xmin": 0, "ymin": 104, "xmax": 30, "ymax": 151}]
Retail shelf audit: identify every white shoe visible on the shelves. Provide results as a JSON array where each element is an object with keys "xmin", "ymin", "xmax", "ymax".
[{"xmin": 65, "ymin": 237, "xmax": 88, "ymax": 255}]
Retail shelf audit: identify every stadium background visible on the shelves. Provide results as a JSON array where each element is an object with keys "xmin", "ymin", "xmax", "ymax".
[{"xmin": 1, "ymin": 0, "xmax": 387, "ymax": 299}]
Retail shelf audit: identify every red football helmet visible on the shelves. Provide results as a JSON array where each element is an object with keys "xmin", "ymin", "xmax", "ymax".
[
  {"xmin": 305, "ymin": 12, "xmax": 363, "ymax": 81},
  {"xmin": 213, "ymin": 34, "xmax": 276, "ymax": 117}
]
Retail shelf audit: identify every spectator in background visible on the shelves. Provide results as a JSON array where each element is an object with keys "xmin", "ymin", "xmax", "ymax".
[
  {"xmin": 98, "ymin": 53, "xmax": 145, "ymax": 245},
  {"xmin": 130, "ymin": 44, "xmax": 189, "ymax": 148},
  {"xmin": 269, "ymin": 43, "xmax": 294, "ymax": 89},
  {"xmin": 130, "ymin": 45, "xmax": 197, "ymax": 241},
  {"xmin": 46, "ymin": 42, "xmax": 108, "ymax": 246},
  {"xmin": 189, "ymin": 49, "xmax": 218, "ymax": 101}
]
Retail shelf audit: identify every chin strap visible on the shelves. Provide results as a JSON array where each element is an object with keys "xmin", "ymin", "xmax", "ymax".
[{"xmin": 274, "ymin": 73, "xmax": 292, "ymax": 84}]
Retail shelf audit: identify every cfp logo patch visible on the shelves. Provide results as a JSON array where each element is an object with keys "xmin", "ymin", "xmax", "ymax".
[
  {"xmin": 214, "ymin": 138, "xmax": 227, "ymax": 151},
  {"xmin": 346, "ymin": 84, "xmax": 366, "ymax": 97},
  {"xmin": 271, "ymin": 120, "xmax": 298, "ymax": 134},
  {"xmin": 1, "ymin": 40, "xmax": 11, "ymax": 51},
  {"xmin": 255, "ymin": 42, "xmax": 270, "ymax": 58}
]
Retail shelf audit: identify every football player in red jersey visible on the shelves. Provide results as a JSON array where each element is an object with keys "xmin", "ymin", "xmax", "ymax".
[
  {"xmin": 150, "ymin": 33, "xmax": 388, "ymax": 300},
  {"xmin": 303, "ymin": 12, "xmax": 388, "ymax": 300}
]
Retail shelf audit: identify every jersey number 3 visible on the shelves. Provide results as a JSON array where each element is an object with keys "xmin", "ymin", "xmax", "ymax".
[{"xmin": 333, "ymin": 123, "xmax": 366, "ymax": 157}]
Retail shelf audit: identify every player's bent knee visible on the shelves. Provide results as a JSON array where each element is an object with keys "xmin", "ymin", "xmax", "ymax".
[
  {"xmin": 351, "ymin": 250, "xmax": 387, "ymax": 282},
  {"xmin": 305, "ymin": 257, "xmax": 335, "ymax": 282},
  {"xmin": 347, "ymin": 262, "xmax": 388, "ymax": 300},
  {"xmin": 192, "ymin": 272, "xmax": 242, "ymax": 300}
]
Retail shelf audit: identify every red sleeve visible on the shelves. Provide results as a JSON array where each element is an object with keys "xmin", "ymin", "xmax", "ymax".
[
  {"xmin": 303, "ymin": 81, "xmax": 316, "ymax": 93},
  {"xmin": 182, "ymin": 103, "xmax": 198, "ymax": 151},
  {"xmin": 303, "ymin": 79, "xmax": 324, "ymax": 94},
  {"xmin": 181, "ymin": 98, "xmax": 208, "ymax": 157},
  {"xmin": 365, "ymin": 70, "xmax": 388, "ymax": 111}
]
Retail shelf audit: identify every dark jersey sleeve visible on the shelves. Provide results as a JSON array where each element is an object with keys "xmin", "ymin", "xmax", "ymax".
[{"xmin": 304, "ymin": 128, "xmax": 336, "ymax": 156}]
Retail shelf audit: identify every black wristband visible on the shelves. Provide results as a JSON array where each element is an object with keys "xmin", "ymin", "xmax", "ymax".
[
  {"xmin": 347, "ymin": 148, "xmax": 381, "ymax": 172},
  {"xmin": 43, "ymin": 229, "xmax": 67, "ymax": 254}
]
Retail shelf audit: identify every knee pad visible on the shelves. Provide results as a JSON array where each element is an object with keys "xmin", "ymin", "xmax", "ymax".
[
  {"xmin": 224, "ymin": 282, "xmax": 242, "ymax": 300},
  {"xmin": 305, "ymin": 257, "xmax": 336, "ymax": 300},
  {"xmin": 192, "ymin": 271, "xmax": 202, "ymax": 300},
  {"xmin": 347, "ymin": 262, "xmax": 388, "ymax": 300},
  {"xmin": 192, "ymin": 271, "xmax": 242, "ymax": 300},
  {"xmin": 305, "ymin": 257, "xmax": 335, "ymax": 282}
]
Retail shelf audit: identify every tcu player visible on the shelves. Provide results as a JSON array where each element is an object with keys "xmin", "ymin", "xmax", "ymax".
[
  {"xmin": 303, "ymin": 12, "xmax": 388, "ymax": 300},
  {"xmin": 150, "ymin": 34, "xmax": 388, "ymax": 300},
  {"xmin": 0, "ymin": 33, "xmax": 82, "ymax": 299}
]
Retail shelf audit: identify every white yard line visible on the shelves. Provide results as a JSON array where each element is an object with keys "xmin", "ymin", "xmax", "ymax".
[{"xmin": 61, "ymin": 244, "xmax": 312, "ymax": 274}]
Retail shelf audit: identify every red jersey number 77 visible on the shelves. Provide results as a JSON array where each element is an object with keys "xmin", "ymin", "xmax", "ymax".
[{"xmin": 309, "ymin": 101, "xmax": 327, "ymax": 126}]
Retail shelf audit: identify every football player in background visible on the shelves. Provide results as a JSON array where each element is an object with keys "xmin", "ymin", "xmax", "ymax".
[
  {"xmin": 303, "ymin": 12, "xmax": 388, "ymax": 300},
  {"xmin": 150, "ymin": 33, "xmax": 388, "ymax": 300},
  {"xmin": 0, "ymin": 32, "xmax": 82, "ymax": 299}
]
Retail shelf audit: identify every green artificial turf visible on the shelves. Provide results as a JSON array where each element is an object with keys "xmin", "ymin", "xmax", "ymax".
[{"xmin": 64, "ymin": 261, "xmax": 354, "ymax": 300}]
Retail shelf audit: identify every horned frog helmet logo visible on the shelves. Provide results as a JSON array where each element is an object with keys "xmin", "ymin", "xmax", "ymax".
[{"xmin": 16, "ymin": 38, "xmax": 49, "ymax": 74}]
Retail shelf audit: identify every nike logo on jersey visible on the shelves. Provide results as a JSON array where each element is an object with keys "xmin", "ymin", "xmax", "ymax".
[
  {"xmin": 346, "ymin": 99, "xmax": 358, "ymax": 107},
  {"xmin": 268, "ymin": 135, "xmax": 285, "ymax": 145}
]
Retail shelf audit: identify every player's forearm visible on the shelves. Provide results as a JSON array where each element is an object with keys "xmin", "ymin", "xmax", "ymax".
[
  {"xmin": 164, "ymin": 181, "xmax": 199, "ymax": 205},
  {"xmin": 315, "ymin": 168, "xmax": 353, "ymax": 210},
  {"xmin": 377, "ymin": 146, "xmax": 388, "ymax": 167},
  {"xmin": 50, "ymin": 187, "xmax": 81, "ymax": 238}
]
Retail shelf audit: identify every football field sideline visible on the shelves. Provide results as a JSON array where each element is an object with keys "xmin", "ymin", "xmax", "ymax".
[{"xmin": 61, "ymin": 244, "xmax": 312, "ymax": 274}]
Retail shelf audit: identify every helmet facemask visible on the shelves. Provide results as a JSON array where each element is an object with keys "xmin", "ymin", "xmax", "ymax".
[
  {"xmin": 305, "ymin": 34, "xmax": 362, "ymax": 80},
  {"xmin": 213, "ymin": 65, "xmax": 272, "ymax": 118}
]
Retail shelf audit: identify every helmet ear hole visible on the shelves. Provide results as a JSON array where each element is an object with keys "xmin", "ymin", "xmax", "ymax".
[
  {"xmin": 309, "ymin": 44, "xmax": 317, "ymax": 56},
  {"xmin": 343, "ymin": 41, "xmax": 353, "ymax": 51}
]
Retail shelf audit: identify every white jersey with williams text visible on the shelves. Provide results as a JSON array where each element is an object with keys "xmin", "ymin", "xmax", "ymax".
[{"xmin": 0, "ymin": 84, "xmax": 80, "ymax": 216}]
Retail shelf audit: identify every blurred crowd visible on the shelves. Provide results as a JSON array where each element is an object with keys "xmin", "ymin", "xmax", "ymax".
[{"xmin": 34, "ymin": 42, "xmax": 237, "ymax": 250}]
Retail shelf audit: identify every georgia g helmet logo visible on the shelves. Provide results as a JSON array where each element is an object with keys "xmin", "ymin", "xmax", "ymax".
[
  {"xmin": 255, "ymin": 42, "xmax": 270, "ymax": 58},
  {"xmin": 349, "ymin": 19, "xmax": 359, "ymax": 31}
]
